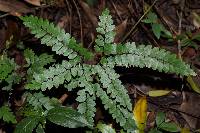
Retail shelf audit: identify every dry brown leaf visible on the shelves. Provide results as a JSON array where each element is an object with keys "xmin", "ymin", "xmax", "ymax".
[
  {"xmin": 57, "ymin": 16, "xmax": 70, "ymax": 29},
  {"xmin": 192, "ymin": 12, "xmax": 200, "ymax": 28},
  {"xmin": 0, "ymin": 0, "xmax": 32, "ymax": 16},
  {"xmin": 0, "ymin": 129, "xmax": 6, "ymax": 133},
  {"xmin": 24, "ymin": 0, "xmax": 41, "ymax": 6},
  {"xmin": 114, "ymin": 19, "xmax": 127, "ymax": 43},
  {"xmin": 0, "ymin": 20, "xmax": 20, "ymax": 52},
  {"xmin": 180, "ymin": 92, "xmax": 200, "ymax": 129},
  {"xmin": 79, "ymin": 0, "xmax": 98, "ymax": 27}
]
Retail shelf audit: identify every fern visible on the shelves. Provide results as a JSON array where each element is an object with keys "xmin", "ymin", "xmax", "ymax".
[
  {"xmin": 0, "ymin": 55, "xmax": 21, "ymax": 91},
  {"xmin": 25, "ymin": 92, "xmax": 57, "ymax": 111},
  {"xmin": 20, "ymin": 8, "xmax": 196, "ymax": 132},
  {"xmin": 24, "ymin": 49, "xmax": 55, "ymax": 81},
  {"xmin": 20, "ymin": 16, "xmax": 94, "ymax": 60},
  {"xmin": 0, "ymin": 106, "xmax": 17, "ymax": 124},
  {"xmin": 100, "ymin": 42, "xmax": 196, "ymax": 76},
  {"xmin": 95, "ymin": 9, "xmax": 115, "ymax": 53},
  {"xmin": 0, "ymin": 55, "xmax": 16, "ymax": 81},
  {"xmin": 77, "ymin": 91, "xmax": 96, "ymax": 125}
]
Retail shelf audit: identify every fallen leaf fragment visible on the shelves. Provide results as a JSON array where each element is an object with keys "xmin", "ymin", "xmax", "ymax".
[
  {"xmin": 114, "ymin": 19, "xmax": 128, "ymax": 43},
  {"xmin": 133, "ymin": 96, "xmax": 147, "ymax": 132},
  {"xmin": 0, "ymin": 0, "xmax": 32, "ymax": 16},
  {"xmin": 79, "ymin": 1, "xmax": 98, "ymax": 27},
  {"xmin": 181, "ymin": 128, "xmax": 190, "ymax": 133},
  {"xmin": 180, "ymin": 92, "xmax": 200, "ymax": 129},
  {"xmin": 192, "ymin": 12, "xmax": 200, "ymax": 28},
  {"xmin": 24, "ymin": 0, "xmax": 41, "ymax": 6},
  {"xmin": 187, "ymin": 76, "xmax": 200, "ymax": 94},
  {"xmin": 148, "ymin": 90, "xmax": 171, "ymax": 97}
]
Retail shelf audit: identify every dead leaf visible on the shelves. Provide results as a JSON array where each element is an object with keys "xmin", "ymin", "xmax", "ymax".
[
  {"xmin": 181, "ymin": 128, "xmax": 190, "ymax": 133},
  {"xmin": 148, "ymin": 90, "xmax": 171, "ymax": 97},
  {"xmin": 0, "ymin": 0, "xmax": 32, "ymax": 16},
  {"xmin": 180, "ymin": 92, "xmax": 200, "ymax": 129},
  {"xmin": 0, "ymin": 129, "xmax": 6, "ymax": 133},
  {"xmin": 57, "ymin": 16, "xmax": 70, "ymax": 29},
  {"xmin": 114, "ymin": 19, "xmax": 127, "ymax": 43},
  {"xmin": 0, "ymin": 20, "xmax": 20, "ymax": 52},
  {"xmin": 133, "ymin": 96, "xmax": 147, "ymax": 132},
  {"xmin": 192, "ymin": 12, "xmax": 200, "ymax": 28},
  {"xmin": 24, "ymin": 0, "xmax": 41, "ymax": 6},
  {"xmin": 79, "ymin": 1, "xmax": 98, "ymax": 27},
  {"xmin": 187, "ymin": 76, "xmax": 200, "ymax": 94}
]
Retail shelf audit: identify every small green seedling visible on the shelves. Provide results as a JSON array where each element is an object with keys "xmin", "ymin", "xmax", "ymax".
[{"xmin": 149, "ymin": 112, "xmax": 180, "ymax": 133}]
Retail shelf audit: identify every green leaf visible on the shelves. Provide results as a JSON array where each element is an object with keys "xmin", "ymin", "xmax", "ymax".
[
  {"xmin": 152, "ymin": 23, "xmax": 162, "ymax": 39},
  {"xmin": 0, "ymin": 56, "xmax": 16, "ymax": 81},
  {"xmin": 47, "ymin": 107, "xmax": 92, "ymax": 128},
  {"xmin": 187, "ymin": 76, "xmax": 200, "ymax": 94},
  {"xmin": 148, "ymin": 90, "xmax": 171, "ymax": 97},
  {"xmin": 14, "ymin": 116, "xmax": 40, "ymax": 133},
  {"xmin": 0, "ymin": 106, "xmax": 16, "ymax": 124},
  {"xmin": 142, "ymin": 12, "xmax": 157, "ymax": 24},
  {"xmin": 192, "ymin": 33, "xmax": 200, "ymax": 41},
  {"xmin": 159, "ymin": 122, "xmax": 179, "ymax": 132},
  {"xmin": 96, "ymin": 123, "xmax": 116, "ymax": 133},
  {"xmin": 156, "ymin": 112, "xmax": 165, "ymax": 126},
  {"xmin": 149, "ymin": 128, "xmax": 162, "ymax": 133},
  {"xmin": 36, "ymin": 124, "xmax": 45, "ymax": 133}
]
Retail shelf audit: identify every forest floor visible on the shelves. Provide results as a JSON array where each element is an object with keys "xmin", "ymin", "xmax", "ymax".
[{"xmin": 0, "ymin": 0, "xmax": 200, "ymax": 132}]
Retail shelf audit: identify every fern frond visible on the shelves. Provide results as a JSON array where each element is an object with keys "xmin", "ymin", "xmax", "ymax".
[
  {"xmin": 0, "ymin": 55, "xmax": 16, "ymax": 81},
  {"xmin": 0, "ymin": 55, "xmax": 21, "ymax": 91},
  {"xmin": 95, "ymin": 83, "xmax": 136, "ymax": 131},
  {"xmin": 25, "ymin": 59, "xmax": 78, "ymax": 91},
  {"xmin": 76, "ymin": 72, "xmax": 97, "ymax": 125},
  {"xmin": 0, "ymin": 106, "xmax": 17, "ymax": 124},
  {"xmin": 101, "ymin": 43, "xmax": 196, "ymax": 76},
  {"xmin": 94, "ymin": 65, "xmax": 132, "ymax": 110},
  {"xmin": 25, "ymin": 92, "xmax": 57, "ymax": 111},
  {"xmin": 20, "ymin": 16, "xmax": 94, "ymax": 60},
  {"xmin": 24, "ymin": 49, "xmax": 55, "ymax": 81},
  {"xmin": 77, "ymin": 92, "xmax": 96, "ymax": 125},
  {"xmin": 95, "ymin": 9, "xmax": 115, "ymax": 53}
]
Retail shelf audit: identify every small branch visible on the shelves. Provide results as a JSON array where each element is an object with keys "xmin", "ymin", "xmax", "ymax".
[
  {"xmin": 121, "ymin": 0, "xmax": 158, "ymax": 42},
  {"xmin": 0, "ymin": 13, "xmax": 9, "ymax": 18},
  {"xmin": 59, "ymin": 93, "xmax": 68, "ymax": 104},
  {"xmin": 148, "ymin": 99, "xmax": 200, "ymax": 119},
  {"xmin": 177, "ymin": 10, "xmax": 183, "ymax": 59},
  {"xmin": 72, "ymin": 0, "xmax": 83, "ymax": 44},
  {"xmin": 65, "ymin": 0, "xmax": 72, "ymax": 35}
]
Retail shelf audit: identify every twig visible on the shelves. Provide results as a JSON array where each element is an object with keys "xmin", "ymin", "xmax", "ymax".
[
  {"xmin": 125, "ymin": 0, "xmax": 159, "ymax": 46},
  {"xmin": 110, "ymin": 0, "xmax": 122, "ymax": 22},
  {"xmin": 121, "ymin": 0, "xmax": 158, "ymax": 42},
  {"xmin": 0, "ymin": 13, "xmax": 9, "ymax": 18},
  {"xmin": 148, "ymin": 99, "xmax": 200, "ymax": 119},
  {"xmin": 154, "ymin": 5, "xmax": 176, "ymax": 35},
  {"xmin": 65, "ymin": 0, "xmax": 72, "ymax": 35},
  {"xmin": 177, "ymin": 11, "xmax": 183, "ymax": 59},
  {"xmin": 0, "ymin": 4, "xmax": 54, "ymax": 19},
  {"xmin": 59, "ymin": 93, "xmax": 68, "ymax": 104},
  {"xmin": 72, "ymin": 0, "xmax": 83, "ymax": 44}
]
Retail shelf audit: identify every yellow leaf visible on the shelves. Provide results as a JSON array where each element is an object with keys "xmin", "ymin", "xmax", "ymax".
[
  {"xmin": 181, "ymin": 128, "xmax": 190, "ymax": 133},
  {"xmin": 148, "ymin": 90, "xmax": 171, "ymax": 97},
  {"xmin": 187, "ymin": 76, "xmax": 200, "ymax": 94},
  {"xmin": 133, "ymin": 96, "xmax": 147, "ymax": 132}
]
